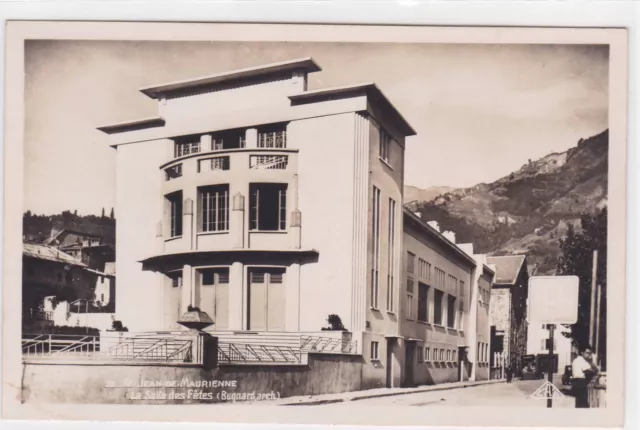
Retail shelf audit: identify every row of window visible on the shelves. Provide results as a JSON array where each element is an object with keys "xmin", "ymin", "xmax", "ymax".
[
  {"xmin": 477, "ymin": 342, "xmax": 489, "ymax": 363},
  {"xmin": 167, "ymin": 154, "xmax": 290, "ymax": 181},
  {"xmin": 174, "ymin": 126, "xmax": 287, "ymax": 158},
  {"xmin": 166, "ymin": 183, "xmax": 287, "ymax": 237},
  {"xmin": 406, "ymin": 283, "xmax": 461, "ymax": 329},
  {"xmin": 420, "ymin": 347, "xmax": 458, "ymax": 363},
  {"xmin": 169, "ymin": 267, "xmax": 285, "ymax": 288},
  {"xmin": 371, "ymin": 186, "xmax": 397, "ymax": 312}
]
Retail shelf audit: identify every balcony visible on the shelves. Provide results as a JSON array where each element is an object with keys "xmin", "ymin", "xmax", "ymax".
[{"xmin": 161, "ymin": 148, "xmax": 298, "ymax": 192}]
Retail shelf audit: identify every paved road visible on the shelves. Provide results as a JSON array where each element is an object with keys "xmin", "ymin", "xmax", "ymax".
[{"xmin": 337, "ymin": 376, "xmax": 575, "ymax": 408}]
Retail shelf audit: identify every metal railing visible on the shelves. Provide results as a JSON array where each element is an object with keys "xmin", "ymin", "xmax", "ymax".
[
  {"xmin": 217, "ymin": 342, "xmax": 302, "ymax": 364},
  {"xmin": 199, "ymin": 156, "xmax": 230, "ymax": 172},
  {"xmin": 22, "ymin": 333, "xmax": 200, "ymax": 364},
  {"xmin": 300, "ymin": 335, "xmax": 358, "ymax": 354},
  {"xmin": 165, "ymin": 164, "xmax": 183, "ymax": 180},
  {"xmin": 249, "ymin": 155, "xmax": 288, "ymax": 170}
]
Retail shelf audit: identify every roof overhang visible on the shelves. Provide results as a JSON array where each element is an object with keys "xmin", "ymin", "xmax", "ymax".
[
  {"xmin": 139, "ymin": 249, "xmax": 319, "ymax": 272},
  {"xmin": 139, "ymin": 57, "xmax": 322, "ymax": 99},
  {"xmin": 97, "ymin": 116, "xmax": 166, "ymax": 135},
  {"xmin": 289, "ymin": 82, "xmax": 416, "ymax": 137}
]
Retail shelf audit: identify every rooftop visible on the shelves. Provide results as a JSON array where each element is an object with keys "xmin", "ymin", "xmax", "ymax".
[
  {"xmin": 23, "ymin": 243, "xmax": 86, "ymax": 267},
  {"xmin": 139, "ymin": 57, "xmax": 322, "ymax": 99},
  {"xmin": 289, "ymin": 82, "xmax": 416, "ymax": 137},
  {"xmin": 486, "ymin": 255, "xmax": 527, "ymax": 285}
]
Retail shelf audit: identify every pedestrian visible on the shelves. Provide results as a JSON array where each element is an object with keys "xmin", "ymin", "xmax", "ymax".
[
  {"xmin": 571, "ymin": 344, "xmax": 599, "ymax": 408},
  {"xmin": 506, "ymin": 365, "xmax": 513, "ymax": 383}
]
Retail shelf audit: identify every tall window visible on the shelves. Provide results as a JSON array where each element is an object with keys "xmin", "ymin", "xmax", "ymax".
[
  {"xmin": 166, "ymin": 191, "xmax": 183, "ymax": 237},
  {"xmin": 258, "ymin": 124, "xmax": 287, "ymax": 148},
  {"xmin": 370, "ymin": 341, "xmax": 379, "ymax": 360},
  {"xmin": 199, "ymin": 185, "xmax": 229, "ymax": 232},
  {"xmin": 379, "ymin": 128, "xmax": 391, "ymax": 162},
  {"xmin": 458, "ymin": 281, "xmax": 465, "ymax": 330},
  {"xmin": 434, "ymin": 289, "xmax": 444, "ymax": 325},
  {"xmin": 371, "ymin": 187, "xmax": 381, "ymax": 309},
  {"xmin": 406, "ymin": 292, "xmax": 414, "ymax": 320},
  {"xmin": 425, "ymin": 347, "xmax": 430, "ymax": 362},
  {"xmin": 434, "ymin": 267, "xmax": 446, "ymax": 289},
  {"xmin": 175, "ymin": 138, "xmax": 201, "ymax": 157},
  {"xmin": 387, "ymin": 198, "xmax": 396, "ymax": 312},
  {"xmin": 418, "ymin": 282, "xmax": 429, "ymax": 322},
  {"xmin": 406, "ymin": 251, "xmax": 415, "ymax": 274},
  {"xmin": 419, "ymin": 258, "xmax": 431, "ymax": 280},
  {"xmin": 417, "ymin": 347, "xmax": 424, "ymax": 362},
  {"xmin": 447, "ymin": 295, "xmax": 456, "ymax": 328},
  {"xmin": 249, "ymin": 184, "xmax": 287, "ymax": 231}
]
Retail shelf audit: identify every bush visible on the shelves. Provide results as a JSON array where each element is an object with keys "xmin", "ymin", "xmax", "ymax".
[{"xmin": 321, "ymin": 314, "xmax": 347, "ymax": 331}]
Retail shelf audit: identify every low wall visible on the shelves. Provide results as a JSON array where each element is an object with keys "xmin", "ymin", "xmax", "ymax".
[{"xmin": 21, "ymin": 353, "xmax": 364, "ymax": 404}]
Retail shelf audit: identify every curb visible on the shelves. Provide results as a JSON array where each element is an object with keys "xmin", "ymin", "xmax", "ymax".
[{"xmin": 279, "ymin": 379, "xmax": 506, "ymax": 406}]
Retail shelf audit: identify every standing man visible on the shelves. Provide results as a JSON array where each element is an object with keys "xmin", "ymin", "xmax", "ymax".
[
  {"xmin": 506, "ymin": 365, "xmax": 513, "ymax": 383},
  {"xmin": 571, "ymin": 345, "xmax": 599, "ymax": 408}
]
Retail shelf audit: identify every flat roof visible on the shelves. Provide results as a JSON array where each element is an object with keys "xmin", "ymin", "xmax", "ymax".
[
  {"xmin": 289, "ymin": 82, "xmax": 416, "ymax": 137},
  {"xmin": 139, "ymin": 57, "xmax": 322, "ymax": 99},
  {"xmin": 97, "ymin": 116, "xmax": 166, "ymax": 135}
]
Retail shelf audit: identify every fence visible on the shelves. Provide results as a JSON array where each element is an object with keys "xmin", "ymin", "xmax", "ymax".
[
  {"xmin": 588, "ymin": 373, "xmax": 606, "ymax": 408},
  {"xmin": 22, "ymin": 333, "xmax": 202, "ymax": 364}
]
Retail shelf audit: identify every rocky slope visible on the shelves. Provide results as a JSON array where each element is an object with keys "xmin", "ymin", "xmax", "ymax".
[{"xmin": 406, "ymin": 130, "xmax": 608, "ymax": 274}]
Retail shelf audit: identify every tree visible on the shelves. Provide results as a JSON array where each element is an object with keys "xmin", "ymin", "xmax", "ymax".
[
  {"xmin": 556, "ymin": 207, "xmax": 607, "ymax": 369},
  {"xmin": 321, "ymin": 314, "xmax": 347, "ymax": 331},
  {"xmin": 101, "ymin": 207, "xmax": 106, "ymax": 218},
  {"xmin": 110, "ymin": 207, "xmax": 115, "ymax": 220}
]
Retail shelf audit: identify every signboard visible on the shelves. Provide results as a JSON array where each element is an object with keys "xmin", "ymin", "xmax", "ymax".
[
  {"xmin": 530, "ymin": 381, "xmax": 565, "ymax": 399},
  {"xmin": 527, "ymin": 276, "xmax": 579, "ymax": 324}
]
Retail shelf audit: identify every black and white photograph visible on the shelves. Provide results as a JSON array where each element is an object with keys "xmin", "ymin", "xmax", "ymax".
[{"xmin": 1, "ymin": 21, "xmax": 628, "ymax": 427}]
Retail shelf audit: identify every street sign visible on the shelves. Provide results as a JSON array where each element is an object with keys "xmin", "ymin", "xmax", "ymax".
[
  {"xmin": 528, "ymin": 276, "xmax": 579, "ymax": 324},
  {"xmin": 530, "ymin": 381, "xmax": 565, "ymax": 399}
]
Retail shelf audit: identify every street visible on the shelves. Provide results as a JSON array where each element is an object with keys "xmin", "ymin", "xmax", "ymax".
[{"xmin": 325, "ymin": 377, "xmax": 575, "ymax": 408}]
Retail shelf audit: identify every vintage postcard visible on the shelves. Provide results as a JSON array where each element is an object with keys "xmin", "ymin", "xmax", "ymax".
[{"xmin": 2, "ymin": 21, "xmax": 628, "ymax": 427}]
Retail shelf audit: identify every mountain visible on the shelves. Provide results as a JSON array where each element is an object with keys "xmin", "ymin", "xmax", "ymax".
[
  {"xmin": 404, "ymin": 185, "xmax": 455, "ymax": 205},
  {"xmin": 409, "ymin": 130, "xmax": 608, "ymax": 275}
]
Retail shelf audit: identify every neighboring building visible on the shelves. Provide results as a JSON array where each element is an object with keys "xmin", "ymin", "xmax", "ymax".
[
  {"xmin": 47, "ymin": 229, "xmax": 115, "ymax": 273},
  {"xmin": 487, "ymin": 255, "xmax": 530, "ymax": 376},
  {"xmin": 526, "ymin": 323, "xmax": 572, "ymax": 372},
  {"xmin": 401, "ymin": 213, "xmax": 495, "ymax": 386}
]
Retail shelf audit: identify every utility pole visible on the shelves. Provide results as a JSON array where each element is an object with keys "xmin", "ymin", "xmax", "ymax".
[
  {"xmin": 547, "ymin": 324, "xmax": 555, "ymax": 408},
  {"xmin": 594, "ymin": 284, "xmax": 602, "ymax": 367},
  {"xmin": 588, "ymin": 250, "xmax": 598, "ymax": 347}
]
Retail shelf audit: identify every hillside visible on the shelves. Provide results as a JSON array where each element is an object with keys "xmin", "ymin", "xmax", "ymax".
[
  {"xmin": 23, "ymin": 210, "xmax": 116, "ymax": 246},
  {"xmin": 408, "ymin": 130, "xmax": 608, "ymax": 274},
  {"xmin": 404, "ymin": 185, "xmax": 454, "ymax": 206}
]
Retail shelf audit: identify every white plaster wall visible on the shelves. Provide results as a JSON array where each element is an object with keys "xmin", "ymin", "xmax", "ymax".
[
  {"xmin": 115, "ymin": 140, "xmax": 167, "ymax": 332},
  {"xmin": 291, "ymin": 113, "xmax": 357, "ymax": 332}
]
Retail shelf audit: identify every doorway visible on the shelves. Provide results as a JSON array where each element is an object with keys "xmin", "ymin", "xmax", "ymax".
[
  {"xmin": 247, "ymin": 268, "xmax": 286, "ymax": 331},
  {"xmin": 405, "ymin": 341, "xmax": 416, "ymax": 387}
]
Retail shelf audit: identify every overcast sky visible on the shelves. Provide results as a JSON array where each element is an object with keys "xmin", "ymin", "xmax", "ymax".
[{"xmin": 24, "ymin": 41, "xmax": 608, "ymax": 215}]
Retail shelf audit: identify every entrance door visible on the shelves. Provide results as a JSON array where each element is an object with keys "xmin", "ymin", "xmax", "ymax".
[
  {"xmin": 247, "ymin": 268, "xmax": 286, "ymax": 331},
  {"xmin": 405, "ymin": 342, "xmax": 416, "ymax": 387},
  {"xmin": 458, "ymin": 346, "xmax": 469, "ymax": 382},
  {"xmin": 386, "ymin": 338, "xmax": 395, "ymax": 388},
  {"xmin": 199, "ymin": 268, "xmax": 229, "ymax": 329}
]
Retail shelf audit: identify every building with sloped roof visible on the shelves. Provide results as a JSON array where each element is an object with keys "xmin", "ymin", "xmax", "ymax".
[{"xmin": 486, "ymin": 254, "xmax": 530, "ymax": 377}]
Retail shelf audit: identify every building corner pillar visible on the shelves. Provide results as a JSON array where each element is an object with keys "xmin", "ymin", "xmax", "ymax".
[
  {"xmin": 285, "ymin": 262, "xmax": 301, "ymax": 331},
  {"xmin": 228, "ymin": 262, "xmax": 244, "ymax": 330},
  {"xmin": 232, "ymin": 193, "xmax": 245, "ymax": 249},
  {"xmin": 245, "ymin": 128, "xmax": 258, "ymax": 149},
  {"xmin": 183, "ymin": 198, "xmax": 194, "ymax": 250}
]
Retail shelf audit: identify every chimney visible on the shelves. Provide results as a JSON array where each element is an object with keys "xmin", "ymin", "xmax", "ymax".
[
  {"xmin": 458, "ymin": 243, "xmax": 474, "ymax": 256},
  {"xmin": 427, "ymin": 221, "xmax": 440, "ymax": 232},
  {"xmin": 442, "ymin": 231, "xmax": 456, "ymax": 243},
  {"xmin": 414, "ymin": 212, "xmax": 422, "ymax": 219}
]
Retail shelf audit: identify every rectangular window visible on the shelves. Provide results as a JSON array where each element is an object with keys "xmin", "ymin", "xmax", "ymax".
[
  {"xmin": 379, "ymin": 128, "xmax": 390, "ymax": 162},
  {"xmin": 166, "ymin": 191, "xmax": 183, "ymax": 237},
  {"xmin": 439, "ymin": 349, "xmax": 444, "ymax": 362},
  {"xmin": 198, "ymin": 156, "xmax": 230, "ymax": 172},
  {"xmin": 417, "ymin": 347, "xmax": 424, "ymax": 363},
  {"xmin": 249, "ymin": 183, "xmax": 287, "ymax": 231},
  {"xmin": 419, "ymin": 258, "xmax": 431, "ymax": 280},
  {"xmin": 175, "ymin": 139, "xmax": 201, "ymax": 157},
  {"xmin": 425, "ymin": 347, "xmax": 430, "ymax": 362},
  {"xmin": 447, "ymin": 350, "xmax": 451, "ymax": 362},
  {"xmin": 250, "ymin": 155, "xmax": 288, "ymax": 170},
  {"xmin": 201, "ymin": 268, "xmax": 230, "ymax": 285},
  {"xmin": 371, "ymin": 341, "xmax": 379, "ymax": 360},
  {"xmin": 165, "ymin": 164, "xmax": 183, "ymax": 180},
  {"xmin": 169, "ymin": 272, "xmax": 182, "ymax": 288},
  {"xmin": 453, "ymin": 350, "xmax": 457, "ymax": 363},
  {"xmin": 417, "ymin": 282, "xmax": 429, "ymax": 322},
  {"xmin": 371, "ymin": 187, "xmax": 381, "ymax": 309},
  {"xmin": 447, "ymin": 295, "xmax": 456, "ymax": 328},
  {"xmin": 458, "ymin": 281, "xmax": 465, "ymax": 330},
  {"xmin": 406, "ymin": 251, "xmax": 415, "ymax": 274},
  {"xmin": 199, "ymin": 185, "xmax": 229, "ymax": 232},
  {"xmin": 434, "ymin": 289, "xmax": 444, "ymax": 325},
  {"xmin": 406, "ymin": 278, "xmax": 414, "ymax": 294},
  {"xmin": 434, "ymin": 267, "xmax": 446, "ymax": 289},
  {"xmin": 387, "ymin": 198, "xmax": 396, "ymax": 312},
  {"xmin": 406, "ymin": 293, "xmax": 414, "ymax": 320},
  {"xmin": 258, "ymin": 125, "xmax": 287, "ymax": 148}
]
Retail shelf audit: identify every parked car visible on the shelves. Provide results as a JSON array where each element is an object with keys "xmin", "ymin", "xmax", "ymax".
[{"xmin": 562, "ymin": 365, "xmax": 572, "ymax": 386}]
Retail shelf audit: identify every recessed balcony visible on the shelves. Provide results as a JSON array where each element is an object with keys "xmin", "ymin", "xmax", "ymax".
[{"xmin": 160, "ymin": 148, "xmax": 298, "ymax": 192}]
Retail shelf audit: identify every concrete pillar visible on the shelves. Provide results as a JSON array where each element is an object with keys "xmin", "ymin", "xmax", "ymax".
[
  {"xmin": 201, "ymin": 134, "xmax": 212, "ymax": 151},
  {"xmin": 285, "ymin": 263, "xmax": 300, "ymax": 331},
  {"xmin": 228, "ymin": 262, "xmax": 244, "ymax": 330},
  {"xmin": 468, "ymin": 265, "xmax": 480, "ymax": 382},
  {"xmin": 232, "ymin": 192, "xmax": 245, "ymax": 249},
  {"xmin": 246, "ymin": 128, "xmax": 258, "ymax": 149},
  {"xmin": 183, "ymin": 198, "xmax": 194, "ymax": 250},
  {"xmin": 180, "ymin": 265, "xmax": 193, "ymax": 315},
  {"xmin": 290, "ymin": 210, "xmax": 301, "ymax": 249}
]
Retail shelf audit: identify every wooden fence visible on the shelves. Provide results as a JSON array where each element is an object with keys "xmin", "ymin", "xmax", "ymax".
[{"xmin": 588, "ymin": 373, "xmax": 606, "ymax": 408}]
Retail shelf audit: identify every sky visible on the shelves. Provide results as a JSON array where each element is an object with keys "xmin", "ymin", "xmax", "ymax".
[{"xmin": 24, "ymin": 41, "xmax": 609, "ymax": 215}]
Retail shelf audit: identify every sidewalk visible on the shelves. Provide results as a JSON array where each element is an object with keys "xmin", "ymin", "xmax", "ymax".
[{"xmin": 269, "ymin": 378, "xmax": 506, "ymax": 406}]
